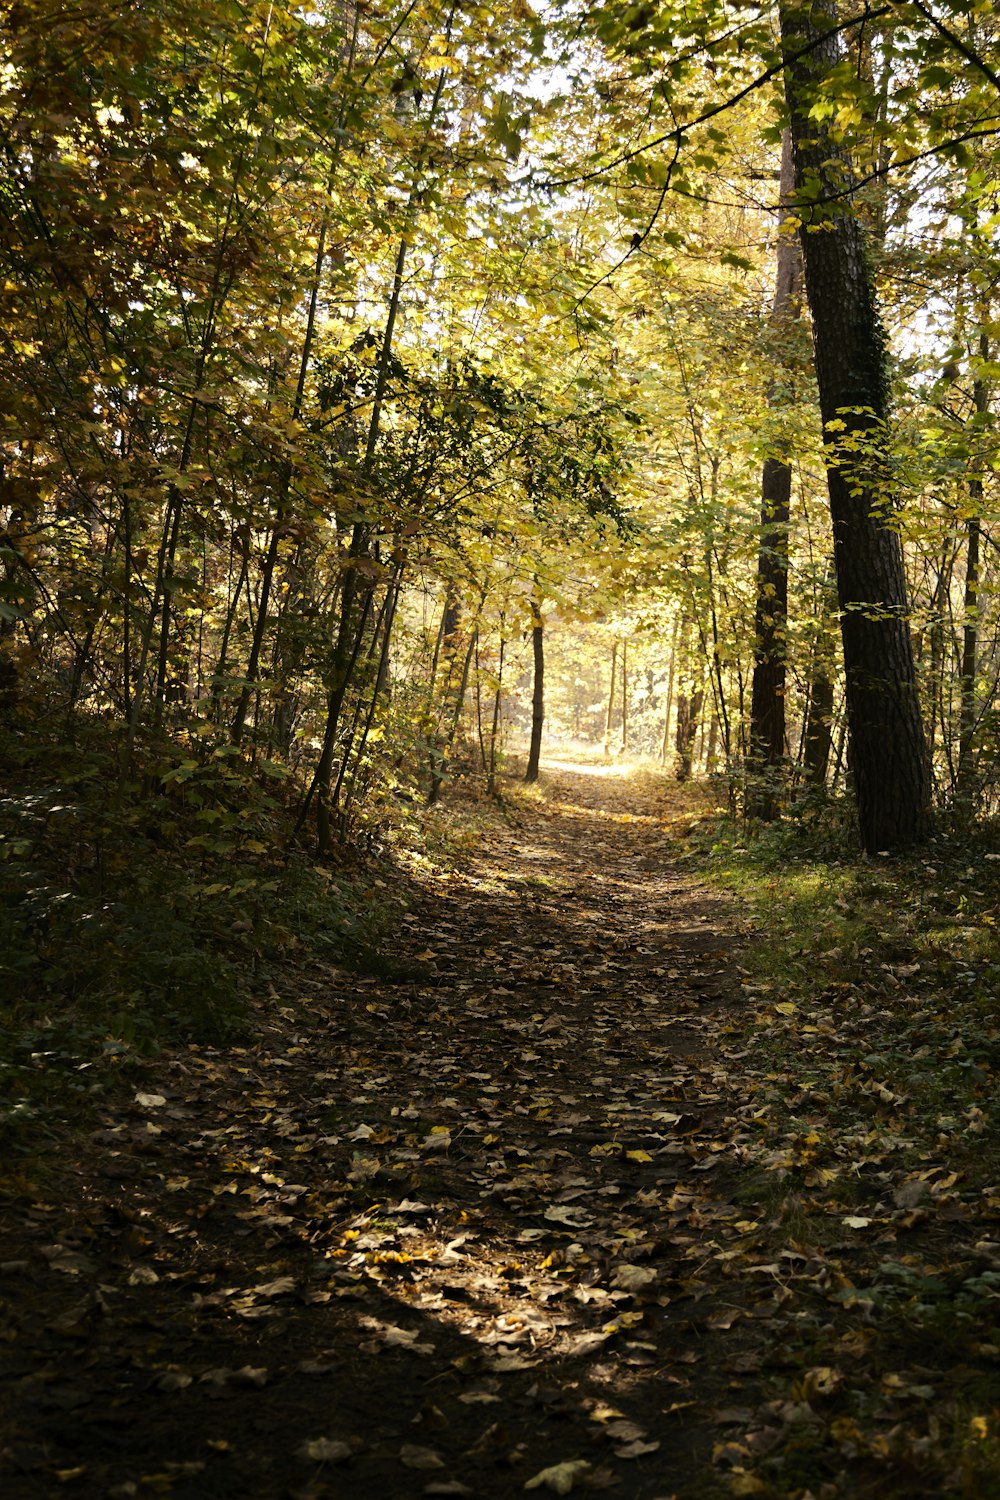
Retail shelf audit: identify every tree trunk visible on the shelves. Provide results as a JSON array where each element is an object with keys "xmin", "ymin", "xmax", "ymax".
[
  {"xmin": 428, "ymin": 628, "xmax": 477, "ymax": 806},
  {"xmin": 619, "ymin": 640, "xmax": 628, "ymax": 754},
  {"xmin": 802, "ymin": 664, "xmax": 835, "ymax": 788},
  {"xmin": 706, "ymin": 713, "xmax": 719, "ymax": 773},
  {"xmin": 487, "ymin": 637, "xmax": 506, "ymax": 795},
  {"xmin": 781, "ymin": 0, "xmax": 930, "ymax": 852},
  {"xmin": 675, "ymin": 685, "xmax": 703, "ymax": 782},
  {"xmin": 955, "ymin": 345, "xmax": 988, "ymax": 819},
  {"xmin": 603, "ymin": 642, "xmax": 618, "ymax": 759},
  {"xmin": 525, "ymin": 597, "xmax": 544, "ymax": 782},
  {"xmin": 659, "ymin": 615, "xmax": 679, "ymax": 766},
  {"xmin": 748, "ymin": 133, "xmax": 798, "ymax": 820}
]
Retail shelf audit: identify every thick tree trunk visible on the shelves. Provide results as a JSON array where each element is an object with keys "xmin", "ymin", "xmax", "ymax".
[{"xmin": 781, "ymin": 0, "xmax": 930, "ymax": 852}]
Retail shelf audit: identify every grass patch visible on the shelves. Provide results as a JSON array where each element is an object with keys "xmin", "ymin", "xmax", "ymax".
[{"xmin": 673, "ymin": 790, "xmax": 1000, "ymax": 1496}]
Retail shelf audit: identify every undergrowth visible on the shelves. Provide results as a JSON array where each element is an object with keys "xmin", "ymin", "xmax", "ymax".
[
  {"xmin": 0, "ymin": 717, "xmax": 400, "ymax": 1145},
  {"xmin": 680, "ymin": 788, "xmax": 1000, "ymax": 1497}
]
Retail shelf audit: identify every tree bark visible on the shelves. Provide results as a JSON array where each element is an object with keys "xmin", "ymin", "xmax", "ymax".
[
  {"xmin": 802, "ymin": 662, "xmax": 835, "ymax": 788},
  {"xmin": 780, "ymin": 0, "xmax": 930, "ymax": 852},
  {"xmin": 675, "ymin": 686, "xmax": 703, "ymax": 782},
  {"xmin": 525, "ymin": 596, "xmax": 544, "ymax": 782},
  {"xmin": 619, "ymin": 640, "xmax": 628, "ymax": 754},
  {"xmin": 956, "ymin": 343, "xmax": 989, "ymax": 819},
  {"xmin": 659, "ymin": 614, "xmax": 679, "ymax": 766},
  {"xmin": 748, "ymin": 132, "xmax": 798, "ymax": 820},
  {"xmin": 603, "ymin": 641, "xmax": 618, "ymax": 760}
]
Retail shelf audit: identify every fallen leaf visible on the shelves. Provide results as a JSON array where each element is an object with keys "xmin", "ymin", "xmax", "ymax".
[
  {"xmin": 603, "ymin": 1421, "xmax": 645, "ymax": 1442},
  {"xmin": 729, "ymin": 1474, "xmax": 768, "ymax": 1496},
  {"xmin": 127, "ymin": 1265, "xmax": 160, "ymax": 1286},
  {"xmin": 400, "ymin": 1444, "xmax": 445, "ymax": 1470},
  {"xmin": 524, "ymin": 1459, "xmax": 592, "ymax": 1494},
  {"xmin": 611, "ymin": 1264, "xmax": 657, "ymax": 1294},
  {"xmin": 706, "ymin": 1307, "xmax": 744, "ymax": 1331},
  {"xmin": 615, "ymin": 1439, "xmax": 660, "ymax": 1459},
  {"xmin": 543, "ymin": 1205, "xmax": 593, "ymax": 1228},
  {"xmin": 251, "ymin": 1276, "xmax": 297, "ymax": 1298},
  {"xmin": 296, "ymin": 1437, "xmax": 351, "ymax": 1463}
]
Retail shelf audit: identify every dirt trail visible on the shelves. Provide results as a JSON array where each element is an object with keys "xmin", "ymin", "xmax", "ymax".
[{"xmin": 2, "ymin": 760, "xmax": 769, "ymax": 1500}]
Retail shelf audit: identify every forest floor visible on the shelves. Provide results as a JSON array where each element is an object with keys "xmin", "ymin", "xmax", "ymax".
[{"xmin": 3, "ymin": 757, "xmax": 1000, "ymax": 1500}]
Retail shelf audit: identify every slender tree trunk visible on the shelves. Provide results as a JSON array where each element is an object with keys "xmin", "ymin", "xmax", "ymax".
[
  {"xmin": 781, "ymin": 0, "xmax": 930, "ymax": 852},
  {"xmin": 339, "ymin": 565, "xmax": 403, "ymax": 821},
  {"xmin": 619, "ymin": 640, "xmax": 628, "ymax": 754},
  {"xmin": 428, "ymin": 629, "xmax": 477, "ymax": 806},
  {"xmin": 604, "ymin": 642, "xmax": 618, "ymax": 759},
  {"xmin": 675, "ymin": 684, "xmax": 703, "ymax": 782},
  {"xmin": 926, "ymin": 536, "xmax": 954, "ymax": 785},
  {"xmin": 799, "ymin": 570, "xmax": 837, "ymax": 789},
  {"xmin": 802, "ymin": 665, "xmax": 835, "ymax": 788},
  {"xmin": 525, "ymin": 595, "xmax": 544, "ymax": 782},
  {"xmin": 311, "ymin": 575, "xmax": 375, "ymax": 852},
  {"xmin": 487, "ymin": 637, "xmax": 506, "ymax": 795},
  {"xmin": 831, "ymin": 705, "xmax": 849, "ymax": 792},
  {"xmin": 956, "ymin": 514, "xmax": 980, "ymax": 805},
  {"xmin": 307, "ymin": 26, "xmax": 457, "ymax": 844},
  {"xmin": 659, "ymin": 614, "xmax": 679, "ymax": 766},
  {"xmin": 956, "ymin": 344, "xmax": 989, "ymax": 818},
  {"xmin": 706, "ymin": 713, "xmax": 719, "ymax": 773},
  {"xmin": 701, "ymin": 543, "xmax": 732, "ymax": 769},
  {"xmin": 426, "ymin": 590, "xmax": 461, "ymax": 792},
  {"xmin": 748, "ymin": 132, "xmax": 799, "ymax": 820}
]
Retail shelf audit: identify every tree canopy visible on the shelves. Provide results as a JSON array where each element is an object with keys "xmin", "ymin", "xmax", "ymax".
[{"xmin": 2, "ymin": 0, "xmax": 1000, "ymax": 849}]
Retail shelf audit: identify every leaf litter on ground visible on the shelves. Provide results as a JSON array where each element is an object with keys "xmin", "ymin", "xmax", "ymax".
[{"xmin": 2, "ymin": 758, "xmax": 1000, "ymax": 1498}]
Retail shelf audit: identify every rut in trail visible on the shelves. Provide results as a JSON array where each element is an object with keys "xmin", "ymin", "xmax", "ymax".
[{"xmin": 2, "ymin": 761, "xmax": 769, "ymax": 1500}]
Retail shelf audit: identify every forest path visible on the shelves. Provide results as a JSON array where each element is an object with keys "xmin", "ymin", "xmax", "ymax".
[{"xmin": 2, "ymin": 761, "xmax": 773, "ymax": 1500}]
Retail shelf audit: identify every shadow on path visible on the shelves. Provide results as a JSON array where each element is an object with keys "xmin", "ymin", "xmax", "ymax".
[{"xmin": 1, "ymin": 760, "xmax": 773, "ymax": 1500}]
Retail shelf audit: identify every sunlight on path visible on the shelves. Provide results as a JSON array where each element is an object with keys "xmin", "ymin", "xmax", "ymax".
[
  {"xmin": 1, "ymin": 764, "xmax": 746, "ymax": 1500},
  {"xmin": 542, "ymin": 754, "xmax": 638, "ymax": 779}
]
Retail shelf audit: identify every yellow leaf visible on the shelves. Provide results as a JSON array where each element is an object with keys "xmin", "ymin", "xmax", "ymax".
[
  {"xmin": 729, "ymin": 1474, "xmax": 768, "ymax": 1497},
  {"xmin": 524, "ymin": 1460, "xmax": 592, "ymax": 1494},
  {"xmin": 626, "ymin": 1149, "xmax": 653, "ymax": 1163}
]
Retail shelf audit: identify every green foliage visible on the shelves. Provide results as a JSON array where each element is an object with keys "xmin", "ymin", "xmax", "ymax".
[{"xmin": 0, "ymin": 718, "xmax": 393, "ymax": 1135}]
